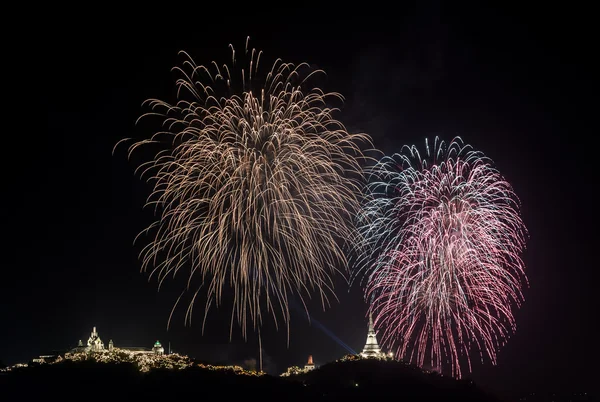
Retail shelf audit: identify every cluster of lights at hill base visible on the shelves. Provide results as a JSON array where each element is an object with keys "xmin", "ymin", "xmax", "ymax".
[
  {"xmin": 116, "ymin": 37, "xmax": 371, "ymax": 341},
  {"xmin": 354, "ymin": 137, "xmax": 528, "ymax": 378}
]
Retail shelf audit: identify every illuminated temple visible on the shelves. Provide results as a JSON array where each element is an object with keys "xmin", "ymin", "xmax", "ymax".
[
  {"xmin": 67, "ymin": 326, "xmax": 165, "ymax": 356},
  {"xmin": 304, "ymin": 355, "xmax": 315, "ymax": 371},
  {"xmin": 360, "ymin": 314, "xmax": 384, "ymax": 358}
]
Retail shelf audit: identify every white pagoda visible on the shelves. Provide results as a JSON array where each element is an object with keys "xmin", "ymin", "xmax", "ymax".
[
  {"xmin": 87, "ymin": 326, "xmax": 105, "ymax": 352},
  {"xmin": 360, "ymin": 314, "xmax": 384, "ymax": 358},
  {"xmin": 69, "ymin": 327, "xmax": 165, "ymax": 356}
]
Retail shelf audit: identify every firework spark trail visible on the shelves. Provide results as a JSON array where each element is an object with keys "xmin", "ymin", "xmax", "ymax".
[
  {"xmin": 355, "ymin": 137, "xmax": 528, "ymax": 378},
  {"xmin": 115, "ymin": 38, "xmax": 371, "ymax": 341}
]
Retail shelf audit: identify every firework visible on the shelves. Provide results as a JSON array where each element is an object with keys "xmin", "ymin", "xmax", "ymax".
[
  {"xmin": 115, "ymin": 38, "xmax": 370, "ymax": 339},
  {"xmin": 356, "ymin": 137, "xmax": 527, "ymax": 378}
]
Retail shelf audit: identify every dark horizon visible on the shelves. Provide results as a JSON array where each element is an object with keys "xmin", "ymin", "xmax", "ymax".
[{"xmin": 4, "ymin": 4, "xmax": 595, "ymax": 400}]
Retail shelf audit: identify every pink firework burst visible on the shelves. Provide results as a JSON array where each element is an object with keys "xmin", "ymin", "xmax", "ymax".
[{"xmin": 357, "ymin": 137, "xmax": 528, "ymax": 378}]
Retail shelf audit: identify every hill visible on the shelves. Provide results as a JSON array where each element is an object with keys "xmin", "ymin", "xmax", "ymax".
[{"xmin": 1, "ymin": 357, "xmax": 499, "ymax": 401}]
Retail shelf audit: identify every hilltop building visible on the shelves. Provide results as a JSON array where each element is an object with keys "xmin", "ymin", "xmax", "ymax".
[
  {"xmin": 304, "ymin": 355, "xmax": 315, "ymax": 371},
  {"xmin": 360, "ymin": 314, "xmax": 385, "ymax": 358},
  {"xmin": 152, "ymin": 341, "xmax": 165, "ymax": 355},
  {"xmin": 280, "ymin": 355, "xmax": 319, "ymax": 377},
  {"xmin": 67, "ymin": 327, "xmax": 165, "ymax": 356},
  {"xmin": 87, "ymin": 326, "xmax": 104, "ymax": 351}
]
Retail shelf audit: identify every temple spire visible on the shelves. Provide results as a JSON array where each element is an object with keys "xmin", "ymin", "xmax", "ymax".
[
  {"xmin": 304, "ymin": 355, "xmax": 315, "ymax": 371},
  {"xmin": 87, "ymin": 326, "xmax": 104, "ymax": 352},
  {"xmin": 361, "ymin": 313, "xmax": 382, "ymax": 358}
]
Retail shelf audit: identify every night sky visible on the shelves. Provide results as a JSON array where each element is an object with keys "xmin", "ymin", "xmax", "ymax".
[{"xmin": 4, "ymin": 4, "xmax": 596, "ymax": 400}]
